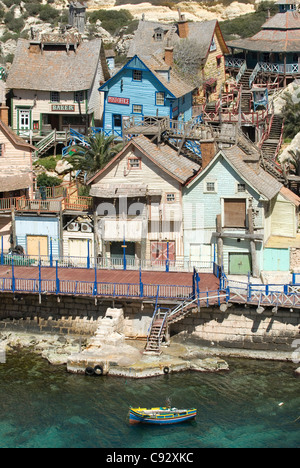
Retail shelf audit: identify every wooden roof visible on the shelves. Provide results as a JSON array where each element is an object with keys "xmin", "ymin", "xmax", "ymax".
[
  {"xmin": 6, "ymin": 38, "xmax": 109, "ymax": 92},
  {"xmin": 127, "ymin": 19, "xmax": 229, "ymax": 61},
  {"xmin": 228, "ymin": 11, "xmax": 300, "ymax": 53},
  {"xmin": 88, "ymin": 135, "xmax": 200, "ymax": 187}
]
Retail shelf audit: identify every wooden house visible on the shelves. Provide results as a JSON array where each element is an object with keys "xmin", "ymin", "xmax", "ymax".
[
  {"xmin": 6, "ymin": 34, "xmax": 110, "ymax": 138},
  {"xmin": 68, "ymin": 1, "xmax": 87, "ymax": 33},
  {"xmin": 127, "ymin": 13, "xmax": 229, "ymax": 103},
  {"xmin": 87, "ymin": 135, "xmax": 200, "ymax": 266},
  {"xmin": 0, "ymin": 120, "xmax": 35, "ymax": 251},
  {"xmin": 98, "ymin": 55, "xmax": 194, "ymax": 137},
  {"xmin": 226, "ymin": 0, "xmax": 300, "ymax": 87},
  {"xmin": 183, "ymin": 143, "xmax": 299, "ymax": 276}
]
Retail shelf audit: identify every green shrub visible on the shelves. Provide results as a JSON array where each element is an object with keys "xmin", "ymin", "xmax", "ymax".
[
  {"xmin": 38, "ymin": 4, "xmax": 60, "ymax": 23},
  {"xmin": 36, "ymin": 173, "xmax": 61, "ymax": 188},
  {"xmin": 88, "ymin": 9, "xmax": 134, "ymax": 35}
]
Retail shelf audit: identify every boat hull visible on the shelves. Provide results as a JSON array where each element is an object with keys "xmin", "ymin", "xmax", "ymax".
[{"xmin": 129, "ymin": 407, "xmax": 197, "ymax": 425}]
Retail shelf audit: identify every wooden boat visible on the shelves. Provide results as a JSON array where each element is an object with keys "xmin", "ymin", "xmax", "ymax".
[{"xmin": 129, "ymin": 406, "xmax": 197, "ymax": 425}]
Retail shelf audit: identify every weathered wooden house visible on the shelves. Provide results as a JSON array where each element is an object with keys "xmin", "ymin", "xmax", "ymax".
[
  {"xmin": 98, "ymin": 55, "xmax": 194, "ymax": 137},
  {"xmin": 68, "ymin": 1, "xmax": 87, "ymax": 33},
  {"xmin": 127, "ymin": 12, "xmax": 229, "ymax": 103},
  {"xmin": 6, "ymin": 34, "xmax": 110, "ymax": 138},
  {"xmin": 0, "ymin": 120, "xmax": 35, "ymax": 250},
  {"xmin": 183, "ymin": 142, "xmax": 300, "ymax": 276},
  {"xmin": 88, "ymin": 135, "xmax": 200, "ymax": 266},
  {"xmin": 226, "ymin": 0, "xmax": 300, "ymax": 87}
]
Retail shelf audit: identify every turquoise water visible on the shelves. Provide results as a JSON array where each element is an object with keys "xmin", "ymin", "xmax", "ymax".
[{"xmin": 0, "ymin": 351, "xmax": 299, "ymax": 448}]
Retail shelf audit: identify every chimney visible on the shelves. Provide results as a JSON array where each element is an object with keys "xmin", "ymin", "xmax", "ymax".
[
  {"xmin": 201, "ymin": 139, "xmax": 216, "ymax": 169},
  {"xmin": 0, "ymin": 104, "xmax": 9, "ymax": 126},
  {"xmin": 164, "ymin": 46, "xmax": 174, "ymax": 67},
  {"xmin": 178, "ymin": 13, "xmax": 189, "ymax": 39}
]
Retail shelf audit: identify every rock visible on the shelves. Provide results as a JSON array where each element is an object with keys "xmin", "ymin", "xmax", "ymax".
[
  {"xmin": 55, "ymin": 159, "xmax": 73, "ymax": 175},
  {"xmin": 294, "ymin": 367, "xmax": 300, "ymax": 376}
]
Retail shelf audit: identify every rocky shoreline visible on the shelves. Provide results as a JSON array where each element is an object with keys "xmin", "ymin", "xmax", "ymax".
[
  {"xmin": 1, "ymin": 329, "xmax": 300, "ymax": 378},
  {"xmin": 0, "ymin": 330, "xmax": 230, "ymax": 378}
]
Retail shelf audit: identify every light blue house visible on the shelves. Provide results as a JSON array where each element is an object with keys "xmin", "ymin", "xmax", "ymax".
[
  {"xmin": 182, "ymin": 143, "xmax": 296, "ymax": 277},
  {"xmin": 98, "ymin": 55, "xmax": 194, "ymax": 136},
  {"xmin": 15, "ymin": 216, "xmax": 60, "ymax": 258}
]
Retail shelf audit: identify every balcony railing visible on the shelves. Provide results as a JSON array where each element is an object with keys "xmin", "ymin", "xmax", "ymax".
[
  {"xmin": 0, "ymin": 196, "xmax": 93, "ymax": 214},
  {"xmin": 258, "ymin": 62, "xmax": 299, "ymax": 75}
]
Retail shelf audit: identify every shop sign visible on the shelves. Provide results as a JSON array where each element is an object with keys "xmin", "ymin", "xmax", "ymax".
[
  {"xmin": 52, "ymin": 105, "xmax": 75, "ymax": 112},
  {"xmin": 108, "ymin": 96, "xmax": 130, "ymax": 106}
]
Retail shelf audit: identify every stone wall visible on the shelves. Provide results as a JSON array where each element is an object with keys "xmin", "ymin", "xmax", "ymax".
[
  {"xmin": 0, "ymin": 293, "xmax": 299, "ymax": 356},
  {"xmin": 170, "ymin": 304, "xmax": 300, "ymax": 353},
  {"xmin": 0, "ymin": 293, "xmax": 154, "ymax": 338},
  {"xmin": 291, "ymin": 247, "xmax": 300, "ymax": 273}
]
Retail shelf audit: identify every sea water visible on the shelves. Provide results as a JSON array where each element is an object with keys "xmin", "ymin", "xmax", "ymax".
[{"xmin": 0, "ymin": 351, "xmax": 299, "ymax": 448}]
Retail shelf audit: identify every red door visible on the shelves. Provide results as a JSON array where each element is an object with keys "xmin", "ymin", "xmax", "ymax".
[{"xmin": 151, "ymin": 241, "xmax": 175, "ymax": 265}]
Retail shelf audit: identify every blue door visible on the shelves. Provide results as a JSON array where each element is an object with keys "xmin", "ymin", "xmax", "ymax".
[{"xmin": 112, "ymin": 114, "xmax": 122, "ymax": 136}]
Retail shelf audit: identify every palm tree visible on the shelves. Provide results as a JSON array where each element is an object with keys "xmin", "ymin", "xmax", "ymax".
[
  {"xmin": 66, "ymin": 132, "xmax": 124, "ymax": 176},
  {"xmin": 288, "ymin": 148, "xmax": 300, "ymax": 176}
]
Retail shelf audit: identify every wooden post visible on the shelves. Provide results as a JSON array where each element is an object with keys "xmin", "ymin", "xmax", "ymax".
[
  {"xmin": 216, "ymin": 214, "xmax": 223, "ymax": 267},
  {"xmin": 248, "ymin": 208, "xmax": 259, "ymax": 278}
]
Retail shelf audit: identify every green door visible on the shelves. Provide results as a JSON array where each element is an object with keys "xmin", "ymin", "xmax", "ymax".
[
  {"xmin": 110, "ymin": 242, "xmax": 136, "ymax": 266},
  {"xmin": 229, "ymin": 253, "xmax": 252, "ymax": 275},
  {"xmin": 263, "ymin": 248, "xmax": 290, "ymax": 272}
]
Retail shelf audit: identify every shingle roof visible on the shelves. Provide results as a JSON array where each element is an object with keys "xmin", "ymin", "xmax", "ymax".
[
  {"xmin": 227, "ymin": 11, "xmax": 300, "ymax": 52},
  {"xmin": 221, "ymin": 146, "xmax": 283, "ymax": 200},
  {"xmin": 6, "ymin": 38, "xmax": 106, "ymax": 92},
  {"xmin": 127, "ymin": 19, "xmax": 228, "ymax": 60},
  {"xmin": 0, "ymin": 174, "xmax": 32, "ymax": 192},
  {"xmin": 142, "ymin": 56, "xmax": 195, "ymax": 98},
  {"xmin": 88, "ymin": 135, "xmax": 200, "ymax": 187}
]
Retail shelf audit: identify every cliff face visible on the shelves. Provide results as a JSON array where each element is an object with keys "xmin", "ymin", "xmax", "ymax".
[
  {"xmin": 86, "ymin": 0, "xmax": 255, "ymax": 22},
  {"xmin": 0, "ymin": 0, "xmax": 255, "ymax": 65}
]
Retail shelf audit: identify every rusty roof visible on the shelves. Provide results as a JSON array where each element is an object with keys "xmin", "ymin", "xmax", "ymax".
[{"xmin": 228, "ymin": 12, "xmax": 300, "ymax": 52}]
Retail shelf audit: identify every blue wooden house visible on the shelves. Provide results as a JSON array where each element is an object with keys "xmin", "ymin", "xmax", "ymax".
[
  {"xmin": 15, "ymin": 215, "xmax": 60, "ymax": 259},
  {"xmin": 182, "ymin": 142, "xmax": 300, "ymax": 277},
  {"xmin": 98, "ymin": 55, "xmax": 194, "ymax": 136}
]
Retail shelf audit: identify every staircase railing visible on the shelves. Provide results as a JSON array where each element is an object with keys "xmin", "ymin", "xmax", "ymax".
[
  {"xmin": 249, "ymin": 63, "xmax": 261, "ymax": 88},
  {"xmin": 236, "ymin": 62, "xmax": 247, "ymax": 84}
]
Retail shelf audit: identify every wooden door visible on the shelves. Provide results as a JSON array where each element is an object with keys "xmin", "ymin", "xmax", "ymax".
[
  {"xmin": 27, "ymin": 236, "xmax": 48, "ymax": 257},
  {"xmin": 229, "ymin": 253, "xmax": 251, "ymax": 275},
  {"xmin": 151, "ymin": 241, "xmax": 175, "ymax": 264},
  {"xmin": 68, "ymin": 238, "xmax": 89, "ymax": 259},
  {"xmin": 224, "ymin": 199, "xmax": 247, "ymax": 228}
]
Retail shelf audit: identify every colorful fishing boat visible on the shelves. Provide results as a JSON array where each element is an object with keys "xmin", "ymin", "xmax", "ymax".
[{"xmin": 129, "ymin": 407, "xmax": 197, "ymax": 425}]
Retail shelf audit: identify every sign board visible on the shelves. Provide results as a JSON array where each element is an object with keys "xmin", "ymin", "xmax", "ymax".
[
  {"xmin": 52, "ymin": 105, "xmax": 75, "ymax": 112},
  {"xmin": 108, "ymin": 96, "xmax": 130, "ymax": 106}
]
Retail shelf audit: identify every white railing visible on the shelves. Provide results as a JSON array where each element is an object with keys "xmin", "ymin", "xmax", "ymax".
[{"xmin": 225, "ymin": 58, "xmax": 246, "ymax": 69}]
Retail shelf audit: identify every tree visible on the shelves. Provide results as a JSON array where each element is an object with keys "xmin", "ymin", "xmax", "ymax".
[
  {"xmin": 66, "ymin": 132, "xmax": 123, "ymax": 177},
  {"xmin": 288, "ymin": 149, "xmax": 300, "ymax": 176},
  {"xmin": 282, "ymin": 90, "xmax": 300, "ymax": 140},
  {"xmin": 173, "ymin": 39, "xmax": 205, "ymax": 88}
]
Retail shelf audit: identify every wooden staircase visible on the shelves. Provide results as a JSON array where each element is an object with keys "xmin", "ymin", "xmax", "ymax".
[
  {"xmin": 144, "ymin": 307, "xmax": 169, "ymax": 355},
  {"xmin": 239, "ymin": 70, "xmax": 253, "ymax": 112},
  {"xmin": 144, "ymin": 291, "xmax": 228, "ymax": 355},
  {"xmin": 34, "ymin": 130, "xmax": 69, "ymax": 158},
  {"xmin": 261, "ymin": 115, "xmax": 284, "ymax": 160}
]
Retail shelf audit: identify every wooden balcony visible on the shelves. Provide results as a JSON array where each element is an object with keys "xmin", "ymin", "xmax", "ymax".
[{"xmin": 0, "ymin": 195, "xmax": 93, "ymax": 214}]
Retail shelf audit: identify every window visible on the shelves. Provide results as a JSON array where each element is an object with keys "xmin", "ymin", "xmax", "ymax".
[
  {"xmin": 210, "ymin": 37, "xmax": 216, "ymax": 52},
  {"xmin": 133, "ymin": 70, "xmax": 142, "ymax": 81},
  {"xmin": 74, "ymin": 91, "xmax": 84, "ymax": 103},
  {"xmin": 216, "ymin": 56, "xmax": 222, "ymax": 68},
  {"xmin": 50, "ymin": 91, "xmax": 60, "ymax": 103},
  {"xmin": 0, "ymin": 144, "xmax": 3, "ymax": 157},
  {"xmin": 128, "ymin": 157, "xmax": 141, "ymax": 169},
  {"xmin": 155, "ymin": 32, "xmax": 163, "ymax": 41},
  {"xmin": 224, "ymin": 199, "xmax": 247, "ymax": 228},
  {"xmin": 204, "ymin": 181, "xmax": 217, "ymax": 193},
  {"xmin": 132, "ymin": 104, "xmax": 143, "ymax": 114},
  {"xmin": 156, "ymin": 92, "xmax": 165, "ymax": 106},
  {"xmin": 237, "ymin": 183, "xmax": 246, "ymax": 193},
  {"xmin": 166, "ymin": 193, "xmax": 176, "ymax": 203}
]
